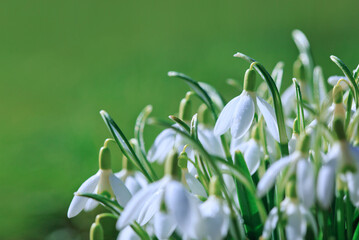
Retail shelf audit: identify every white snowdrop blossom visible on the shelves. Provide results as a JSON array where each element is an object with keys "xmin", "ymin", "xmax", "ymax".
[
  {"xmin": 115, "ymin": 169, "xmax": 147, "ymax": 195},
  {"xmin": 262, "ymin": 198, "xmax": 317, "ymax": 240},
  {"xmin": 257, "ymin": 135, "xmax": 315, "ymax": 208},
  {"xmin": 198, "ymin": 123, "xmax": 226, "ymax": 158},
  {"xmin": 117, "ymin": 151, "xmax": 203, "ymax": 239},
  {"xmin": 317, "ymin": 140, "xmax": 359, "ymax": 208},
  {"xmin": 68, "ymin": 143, "xmax": 131, "ymax": 218},
  {"xmin": 199, "ymin": 196, "xmax": 230, "ymax": 240},
  {"xmin": 214, "ymin": 68, "xmax": 280, "ymax": 142},
  {"xmin": 117, "ymin": 226, "xmax": 140, "ymax": 240},
  {"xmin": 231, "ymin": 138, "xmax": 262, "ymax": 175}
]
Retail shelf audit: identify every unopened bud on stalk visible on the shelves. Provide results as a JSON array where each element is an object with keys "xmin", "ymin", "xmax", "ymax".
[
  {"xmin": 285, "ymin": 179, "xmax": 297, "ymax": 199},
  {"xmin": 250, "ymin": 124, "xmax": 260, "ymax": 141},
  {"xmin": 296, "ymin": 134, "xmax": 310, "ymax": 154},
  {"xmin": 178, "ymin": 146, "xmax": 190, "ymax": 169},
  {"xmin": 333, "ymin": 118, "xmax": 346, "ymax": 141},
  {"xmin": 90, "ymin": 222, "xmax": 104, "ymax": 240},
  {"xmin": 209, "ymin": 176, "xmax": 222, "ymax": 198},
  {"xmin": 99, "ymin": 139, "xmax": 113, "ymax": 170},
  {"xmin": 165, "ymin": 149, "xmax": 180, "ymax": 180},
  {"xmin": 198, "ymin": 104, "xmax": 213, "ymax": 126},
  {"xmin": 244, "ymin": 65, "xmax": 256, "ymax": 92},
  {"xmin": 179, "ymin": 91, "xmax": 193, "ymax": 122},
  {"xmin": 333, "ymin": 83, "xmax": 344, "ymax": 104},
  {"xmin": 293, "ymin": 118, "xmax": 300, "ymax": 134},
  {"xmin": 293, "ymin": 58, "xmax": 306, "ymax": 81}
]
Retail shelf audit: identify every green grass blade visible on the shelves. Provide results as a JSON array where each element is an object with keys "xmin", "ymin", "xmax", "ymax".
[
  {"xmin": 78, "ymin": 193, "xmax": 122, "ymax": 215},
  {"xmin": 100, "ymin": 110, "xmax": 153, "ymax": 182}
]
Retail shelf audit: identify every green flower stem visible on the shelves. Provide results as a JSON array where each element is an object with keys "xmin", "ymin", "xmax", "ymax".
[
  {"xmin": 345, "ymin": 92, "xmax": 353, "ymax": 130},
  {"xmin": 336, "ymin": 187, "xmax": 345, "ymax": 240},
  {"xmin": 234, "ymin": 53, "xmax": 289, "ymax": 155},
  {"xmin": 293, "ymin": 78, "xmax": 306, "ymax": 133},
  {"xmin": 330, "ymin": 55, "xmax": 359, "ymax": 108},
  {"xmin": 345, "ymin": 190, "xmax": 353, "ymax": 240}
]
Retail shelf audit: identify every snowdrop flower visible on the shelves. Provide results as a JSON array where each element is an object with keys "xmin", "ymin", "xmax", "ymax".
[
  {"xmin": 328, "ymin": 75, "xmax": 349, "ymax": 90},
  {"xmin": 317, "ymin": 119, "xmax": 359, "ymax": 208},
  {"xmin": 115, "ymin": 156, "xmax": 147, "ymax": 195},
  {"xmin": 257, "ymin": 134, "xmax": 315, "ymax": 208},
  {"xmin": 198, "ymin": 176, "xmax": 230, "ymax": 240},
  {"xmin": 198, "ymin": 104, "xmax": 226, "ymax": 158},
  {"xmin": 231, "ymin": 124, "xmax": 263, "ymax": 175},
  {"xmin": 288, "ymin": 119, "xmax": 300, "ymax": 154},
  {"xmin": 262, "ymin": 197, "xmax": 317, "ymax": 240},
  {"xmin": 117, "ymin": 149, "xmax": 202, "ymax": 239},
  {"xmin": 148, "ymin": 92, "xmax": 193, "ymax": 164},
  {"xmin": 214, "ymin": 67, "xmax": 280, "ymax": 142},
  {"xmin": 67, "ymin": 139, "xmax": 132, "ymax": 218}
]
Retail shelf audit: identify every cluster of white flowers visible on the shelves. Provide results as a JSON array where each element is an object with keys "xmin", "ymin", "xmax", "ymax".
[{"xmin": 67, "ymin": 30, "xmax": 359, "ymax": 240}]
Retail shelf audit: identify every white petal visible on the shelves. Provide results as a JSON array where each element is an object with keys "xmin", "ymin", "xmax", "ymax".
[
  {"xmin": 281, "ymin": 85, "xmax": 296, "ymax": 116},
  {"xmin": 198, "ymin": 125, "xmax": 225, "ymax": 158},
  {"xmin": 288, "ymin": 134, "xmax": 297, "ymax": 154},
  {"xmin": 285, "ymin": 203, "xmax": 306, "ymax": 240},
  {"xmin": 317, "ymin": 164, "xmax": 336, "ymax": 209},
  {"xmin": 117, "ymin": 179, "xmax": 164, "ymax": 229},
  {"xmin": 137, "ymin": 188, "xmax": 163, "ymax": 225},
  {"xmin": 154, "ymin": 212, "xmax": 177, "ymax": 240},
  {"xmin": 109, "ymin": 174, "xmax": 132, "ymax": 207},
  {"xmin": 165, "ymin": 181, "xmax": 201, "ymax": 237},
  {"xmin": 243, "ymin": 139, "xmax": 261, "ymax": 175},
  {"xmin": 231, "ymin": 92, "xmax": 255, "ymax": 139},
  {"xmin": 257, "ymin": 155, "xmax": 293, "ymax": 197},
  {"xmin": 262, "ymin": 207, "xmax": 279, "ymax": 239},
  {"xmin": 199, "ymin": 197, "xmax": 229, "ymax": 240},
  {"xmin": 117, "ymin": 226, "xmax": 141, "ymax": 240},
  {"xmin": 346, "ymin": 172, "xmax": 359, "ymax": 207},
  {"xmin": 300, "ymin": 206, "xmax": 318, "ymax": 237},
  {"xmin": 148, "ymin": 129, "xmax": 176, "ymax": 163},
  {"xmin": 67, "ymin": 172, "xmax": 100, "ymax": 218},
  {"xmin": 84, "ymin": 197, "xmax": 99, "ymax": 212},
  {"xmin": 214, "ymin": 95, "xmax": 241, "ymax": 136},
  {"xmin": 328, "ymin": 76, "xmax": 349, "ymax": 90},
  {"xmin": 125, "ymin": 175, "xmax": 142, "ymax": 195},
  {"xmin": 185, "ymin": 172, "xmax": 207, "ymax": 197},
  {"xmin": 296, "ymin": 159, "xmax": 315, "ymax": 208},
  {"xmin": 257, "ymin": 96, "xmax": 280, "ymax": 142}
]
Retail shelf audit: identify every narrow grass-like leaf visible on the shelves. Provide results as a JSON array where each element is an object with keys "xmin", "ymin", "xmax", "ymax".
[
  {"xmin": 233, "ymin": 52, "xmax": 288, "ymax": 153},
  {"xmin": 234, "ymin": 151, "xmax": 263, "ymax": 239},
  {"xmin": 293, "ymin": 78, "xmax": 306, "ymax": 132},
  {"xmin": 354, "ymin": 64, "xmax": 359, "ymax": 82},
  {"xmin": 198, "ymin": 82, "xmax": 226, "ymax": 111},
  {"xmin": 168, "ymin": 71, "xmax": 218, "ymax": 117},
  {"xmin": 190, "ymin": 113, "xmax": 198, "ymax": 140},
  {"xmin": 134, "ymin": 105, "xmax": 152, "ymax": 158},
  {"xmin": 79, "ymin": 193, "xmax": 122, "ymax": 215},
  {"xmin": 169, "ymin": 115, "xmax": 190, "ymax": 133},
  {"xmin": 330, "ymin": 55, "xmax": 359, "ymax": 108},
  {"xmin": 100, "ymin": 110, "xmax": 153, "ymax": 182}
]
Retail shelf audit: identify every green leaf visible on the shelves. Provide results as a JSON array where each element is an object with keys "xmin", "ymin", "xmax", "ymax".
[
  {"xmin": 168, "ymin": 71, "xmax": 218, "ymax": 118},
  {"xmin": 190, "ymin": 113, "xmax": 199, "ymax": 140},
  {"xmin": 293, "ymin": 78, "xmax": 306, "ymax": 132},
  {"xmin": 169, "ymin": 115, "xmax": 190, "ymax": 133},
  {"xmin": 134, "ymin": 105, "xmax": 152, "ymax": 158},
  {"xmin": 100, "ymin": 110, "xmax": 154, "ymax": 182},
  {"xmin": 198, "ymin": 81, "xmax": 225, "ymax": 111},
  {"xmin": 233, "ymin": 151, "xmax": 263, "ymax": 239},
  {"xmin": 78, "ymin": 193, "xmax": 122, "ymax": 215},
  {"xmin": 354, "ymin": 64, "xmax": 359, "ymax": 82},
  {"xmin": 233, "ymin": 52, "xmax": 289, "ymax": 150},
  {"xmin": 330, "ymin": 55, "xmax": 359, "ymax": 108}
]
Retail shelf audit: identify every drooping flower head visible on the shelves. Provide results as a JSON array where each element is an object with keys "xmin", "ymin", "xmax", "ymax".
[{"xmin": 67, "ymin": 139, "xmax": 131, "ymax": 218}]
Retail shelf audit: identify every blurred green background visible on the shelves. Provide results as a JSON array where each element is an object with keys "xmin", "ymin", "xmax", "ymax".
[{"xmin": 1, "ymin": 0, "xmax": 358, "ymax": 239}]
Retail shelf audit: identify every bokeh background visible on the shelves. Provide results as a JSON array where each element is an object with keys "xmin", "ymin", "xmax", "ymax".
[{"xmin": 1, "ymin": 0, "xmax": 358, "ymax": 239}]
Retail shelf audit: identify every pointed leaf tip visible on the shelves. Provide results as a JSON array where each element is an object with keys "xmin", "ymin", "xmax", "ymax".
[{"xmin": 168, "ymin": 71, "xmax": 177, "ymax": 77}]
